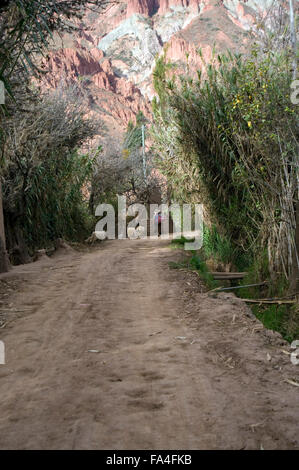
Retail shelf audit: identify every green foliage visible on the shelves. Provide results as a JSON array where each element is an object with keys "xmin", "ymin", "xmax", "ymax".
[
  {"xmin": 0, "ymin": 0, "xmax": 110, "ymax": 263},
  {"xmin": 189, "ymin": 253, "xmax": 219, "ymax": 289},
  {"xmin": 2, "ymin": 85, "xmax": 99, "ymax": 259},
  {"xmin": 151, "ymin": 45, "xmax": 298, "ymax": 285},
  {"xmin": 171, "ymin": 235, "xmax": 195, "ymax": 247},
  {"xmin": 21, "ymin": 151, "xmax": 95, "ymax": 248},
  {"xmin": 252, "ymin": 304, "xmax": 299, "ymax": 343},
  {"xmin": 152, "ymin": 52, "xmax": 174, "ymax": 110},
  {"xmin": 169, "ymin": 251, "xmax": 219, "ymax": 289},
  {"xmin": 123, "ymin": 111, "xmax": 148, "ymax": 154},
  {"xmin": 123, "ymin": 116, "xmax": 143, "ymax": 153},
  {"xmin": 3, "ymin": 145, "xmax": 96, "ymax": 251},
  {"xmin": 203, "ymin": 226, "xmax": 234, "ymax": 266},
  {"xmin": 153, "ymin": 42, "xmax": 298, "ymax": 338},
  {"xmin": 172, "ymin": 227, "xmax": 250, "ymax": 271},
  {"xmin": 205, "ymin": 226, "xmax": 252, "ymax": 271}
]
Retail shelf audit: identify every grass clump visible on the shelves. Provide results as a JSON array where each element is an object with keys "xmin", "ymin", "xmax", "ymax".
[
  {"xmin": 252, "ymin": 304, "xmax": 299, "ymax": 343},
  {"xmin": 169, "ymin": 248, "xmax": 219, "ymax": 290}
]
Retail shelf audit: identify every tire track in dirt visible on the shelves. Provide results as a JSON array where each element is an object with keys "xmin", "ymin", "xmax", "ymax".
[{"xmin": 0, "ymin": 239, "xmax": 298, "ymax": 449}]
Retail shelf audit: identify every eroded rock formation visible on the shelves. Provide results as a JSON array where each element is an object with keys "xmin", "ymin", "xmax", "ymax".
[{"xmin": 41, "ymin": 1, "xmax": 274, "ymax": 142}]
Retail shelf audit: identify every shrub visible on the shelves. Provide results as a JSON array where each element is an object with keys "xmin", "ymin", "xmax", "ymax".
[
  {"xmin": 151, "ymin": 46, "xmax": 299, "ymax": 288},
  {"xmin": 2, "ymin": 85, "xmax": 99, "ymax": 261}
]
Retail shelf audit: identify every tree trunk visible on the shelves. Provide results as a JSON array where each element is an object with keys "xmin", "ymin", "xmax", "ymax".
[
  {"xmin": 0, "ymin": 182, "xmax": 9, "ymax": 272},
  {"xmin": 289, "ymin": 201, "xmax": 299, "ymax": 293},
  {"xmin": 289, "ymin": 0, "xmax": 297, "ymax": 80},
  {"xmin": 288, "ymin": 1, "xmax": 298, "ymax": 292}
]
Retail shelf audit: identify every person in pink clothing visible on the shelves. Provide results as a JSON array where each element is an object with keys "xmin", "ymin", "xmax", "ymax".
[{"xmin": 154, "ymin": 211, "xmax": 164, "ymax": 236}]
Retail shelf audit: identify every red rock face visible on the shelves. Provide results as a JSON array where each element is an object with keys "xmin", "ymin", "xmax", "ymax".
[
  {"xmin": 157, "ymin": 0, "xmax": 201, "ymax": 15},
  {"xmin": 42, "ymin": 0, "xmax": 270, "ymax": 144},
  {"xmin": 165, "ymin": 0, "xmax": 244, "ymax": 71},
  {"xmin": 40, "ymin": 44, "xmax": 152, "ymax": 144},
  {"xmin": 126, "ymin": 0, "xmax": 156, "ymax": 17},
  {"xmin": 126, "ymin": 0, "xmax": 201, "ymax": 16}
]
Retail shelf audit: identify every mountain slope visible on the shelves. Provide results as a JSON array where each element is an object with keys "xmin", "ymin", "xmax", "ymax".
[{"xmin": 41, "ymin": 0, "xmax": 274, "ymax": 143}]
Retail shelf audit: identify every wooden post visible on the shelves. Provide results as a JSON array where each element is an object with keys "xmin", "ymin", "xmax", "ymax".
[{"xmin": 141, "ymin": 124, "xmax": 147, "ymax": 183}]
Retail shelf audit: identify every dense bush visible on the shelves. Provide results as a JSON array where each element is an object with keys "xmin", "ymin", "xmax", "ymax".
[
  {"xmin": 152, "ymin": 46, "xmax": 299, "ymax": 288},
  {"xmin": 0, "ymin": 0, "xmax": 111, "ymax": 268},
  {"xmin": 1, "ymin": 86, "xmax": 99, "ymax": 262},
  {"xmin": 90, "ymin": 113, "xmax": 164, "ymax": 211}
]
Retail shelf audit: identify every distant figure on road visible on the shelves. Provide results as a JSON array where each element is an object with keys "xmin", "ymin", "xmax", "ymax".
[{"xmin": 154, "ymin": 211, "xmax": 164, "ymax": 237}]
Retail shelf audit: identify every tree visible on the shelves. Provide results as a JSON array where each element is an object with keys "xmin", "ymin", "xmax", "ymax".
[
  {"xmin": 288, "ymin": 0, "xmax": 299, "ymax": 293},
  {"xmin": 152, "ymin": 43, "xmax": 299, "ymax": 286},
  {"xmin": 0, "ymin": 0, "xmax": 112, "ymax": 270},
  {"xmin": 289, "ymin": 0, "xmax": 297, "ymax": 80}
]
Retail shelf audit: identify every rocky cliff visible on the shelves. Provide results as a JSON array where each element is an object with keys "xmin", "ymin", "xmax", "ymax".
[{"xmin": 42, "ymin": 0, "xmax": 275, "ymax": 143}]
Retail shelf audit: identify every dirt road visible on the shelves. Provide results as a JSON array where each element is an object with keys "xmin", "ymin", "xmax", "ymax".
[{"xmin": 0, "ymin": 239, "xmax": 298, "ymax": 449}]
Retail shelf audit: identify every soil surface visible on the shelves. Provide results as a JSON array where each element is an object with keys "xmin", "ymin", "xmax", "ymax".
[{"xmin": 0, "ymin": 239, "xmax": 298, "ymax": 450}]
